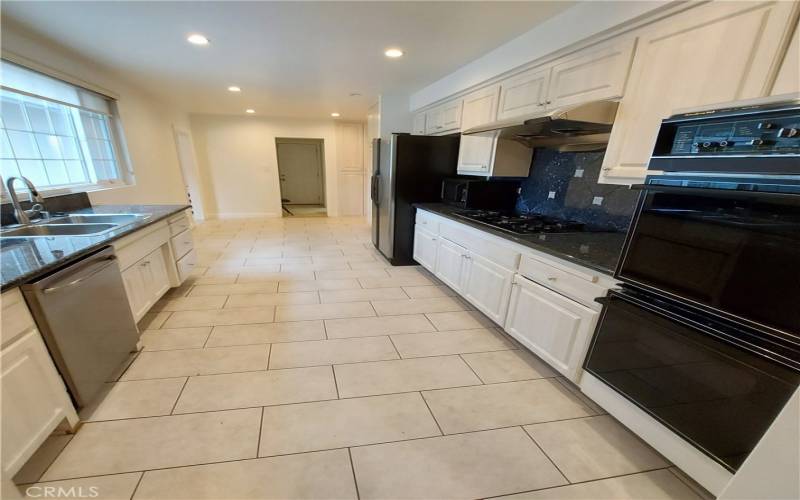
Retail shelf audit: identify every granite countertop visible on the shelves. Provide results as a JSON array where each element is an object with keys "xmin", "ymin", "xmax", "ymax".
[
  {"xmin": 414, "ymin": 203, "xmax": 627, "ymax": 275},
  {"xmin": 1, "ymin": 204, "xmax": 190, "ymax": 291}
]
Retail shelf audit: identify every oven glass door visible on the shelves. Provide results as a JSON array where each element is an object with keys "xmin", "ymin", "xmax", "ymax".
[
  {"xmin": 584, "ymin": 292, "xmax": 799, "ymax": 472},
  {"xmin": 618, "ymin": 184, "xmax": 800, "ymax": 336}
]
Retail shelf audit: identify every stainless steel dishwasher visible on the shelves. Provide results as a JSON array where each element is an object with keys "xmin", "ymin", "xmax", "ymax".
[{"xmin": 22, "ymin": 246, "xmax": 139, "ymax": 408}]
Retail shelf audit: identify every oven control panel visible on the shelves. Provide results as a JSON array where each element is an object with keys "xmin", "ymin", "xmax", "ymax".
[{"xmin": 666, "ymin": 111, "xmax": 800, "ymax": 155}]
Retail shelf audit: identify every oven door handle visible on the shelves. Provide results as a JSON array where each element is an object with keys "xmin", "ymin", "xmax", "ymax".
[{"xmin": 631, "ymin": 183, "xmax": 799, "ymax": 199}]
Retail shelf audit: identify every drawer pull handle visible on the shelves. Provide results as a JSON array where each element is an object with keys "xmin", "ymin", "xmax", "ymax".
[{"xmin": 547, "ymin": 276, "xmax": 557, "ymax": 281}]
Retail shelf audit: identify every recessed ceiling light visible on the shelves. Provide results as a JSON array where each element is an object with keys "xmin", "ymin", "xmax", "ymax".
[
  {"xmin": 187, "ymin": 34, "xmax": 210, "ymax": 46},
  {"xmin": 384, "ymin": 48, "xmax": 404, "ymax": 58},
  {"xmin": 228, "ymin": 86, "xmax": 241, "ymax": 92},
  {"xmin": 245, "ymin": 109, "xmax": 255, "ymax": 114},
  {"xmin": 331, "ymin": 112, "xmax": 340, "ymax": 117}
]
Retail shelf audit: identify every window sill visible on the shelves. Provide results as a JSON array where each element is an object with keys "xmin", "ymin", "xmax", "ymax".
[{"xmin": 1, "ymin": 181, "xmax": 135, "ymax": 204}]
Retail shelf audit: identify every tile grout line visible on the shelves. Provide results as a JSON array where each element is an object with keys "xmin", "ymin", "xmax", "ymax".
[
  {"xmin": 458, "ymin": 353, "xmax": 486, "ymax": 384},
  {"xmin": 386, "ymin": 335, "xmax": 403, "ymax": 360},
  {"xmin": 168, "ymin": 377, "xmax": 190, "ymax": 415},
  {"xmin": 128, "ymin": 471, "xmax": 145, "ymax": 500},
  {"xmin": 520, "ymin": 424, "xmax": 571, "ymax": 484},
  {"xmin": 347, "ymin": 448, "xmax": 361, "ymax": 500},
  {"xmin": 331, "ymin": 365, "xmax": 341, "ymax": 399},
  {"xmin": 418, "ymin": 391, "xmax": 445, "ymax": 436},
  {"xmin": 255, "ymin": 407, "xmax": 265, "ymax": 458}
]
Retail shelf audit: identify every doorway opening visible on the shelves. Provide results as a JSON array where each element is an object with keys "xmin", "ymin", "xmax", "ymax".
[{"xmin": 275, "ymin": 138, "xmax": 326, "ymax": 217}]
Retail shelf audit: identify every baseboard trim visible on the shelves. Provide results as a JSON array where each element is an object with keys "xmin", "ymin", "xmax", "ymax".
[{"xmin": 207, "ymin": 212, "xmax": 281, "ymax": 219}]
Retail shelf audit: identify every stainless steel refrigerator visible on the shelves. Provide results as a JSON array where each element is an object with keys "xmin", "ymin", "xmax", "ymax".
[{"xmin": 370, "ymin": 133, "xmax": 460, "ymax": 265}]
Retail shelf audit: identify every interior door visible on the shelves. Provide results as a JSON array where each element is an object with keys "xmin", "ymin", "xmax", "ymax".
[
  {"xmin": 276, "ymin": 140, "xmax": 324, "ymax": 205},
  {"xmin": 173, "ymin": 128, "xmax": 204, "ymax": 220}
]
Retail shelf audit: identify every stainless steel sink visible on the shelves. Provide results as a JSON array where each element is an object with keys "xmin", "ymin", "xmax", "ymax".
[
  {"xmin": 2, "ymin": 223, "xmax": 118, "ymax": 237},
  {"xmin": 50, "ymin": 214, "xmax": 148, "ymax": 225}
]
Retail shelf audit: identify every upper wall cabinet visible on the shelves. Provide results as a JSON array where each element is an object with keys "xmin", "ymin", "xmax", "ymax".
[
  {"xmin": 412, "ymin": 112, "xmax": 427, "ymax": 135},
  {"xmin": 458, "ymin": 85, "xmax": 501, "ymax": 175},
  {"xmin": 546, "ymin": 38, "xmax": 636, "ymax": 108},
  {"xmin": 335, "ymin": 122, "xmax": 364, "ymax": 172},
  {"xmin": 772, "ymin": 19, "xmax": 799, "ymax": 96},
  {"xmin": 497, "ymin": 66, "xmax": 551, "ymax": 120},
  {"xmin": 425, "ymin": 99, "xmax": 463, "ymax": 134},
  {"xmin": 601, "ymin": 1, "xmax": 800, "ymax": 184},
  {"xmin": 497, "ymin": 38, "xmax": 636, "ymax": 120}
]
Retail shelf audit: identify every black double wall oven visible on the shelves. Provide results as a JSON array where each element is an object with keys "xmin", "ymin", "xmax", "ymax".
[{"xmin": 584, "ymin": 97, "xmax": 800, "ymax": 473}]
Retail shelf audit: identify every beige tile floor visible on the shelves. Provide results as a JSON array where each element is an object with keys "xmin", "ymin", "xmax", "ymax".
[{"xmin": 12, "ymin": 216, "xmax": 711, "ymax": 500}]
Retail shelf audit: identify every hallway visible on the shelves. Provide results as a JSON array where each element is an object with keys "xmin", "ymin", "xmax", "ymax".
[{"xmin": 14, "ymin": 217, "xmax": 706, "ymax": 500}]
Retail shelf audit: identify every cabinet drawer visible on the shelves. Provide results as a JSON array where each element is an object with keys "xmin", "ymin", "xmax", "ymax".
[
  {"xmin": 415, "ymin": 210, "xmax": 440, "ymax": 234},
  {"xmin": 169, "ymin": 214, "xmax": 191, "ymax": 236},
  {"xmin": 177, "ymin": 249, "xmax": 198, "ymax": 283},
  {"xmin": 439, "ymin": 223, "xmax": 519, "ymax": 269},
  {"xmin": 171, "ymin": 229, "xmax": 194, "ymax": 260},
  {"xmin": 518, "ymin": 254, "xmax": 606, "ymax": 309},
  {"xmin": 1, "ymin": 289, "xmax": 36, "ymax": 348},
  {"xmin": 114, "ymin": 222, "xmax": 170, "ymax": 270}
]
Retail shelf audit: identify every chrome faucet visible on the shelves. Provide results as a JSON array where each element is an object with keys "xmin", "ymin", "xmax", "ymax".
[{"xmin": 6, "ymin": 176, "xmax": 48, "ymax": 225}]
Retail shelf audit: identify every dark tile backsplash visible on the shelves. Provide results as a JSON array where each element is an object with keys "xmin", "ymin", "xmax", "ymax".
[{"xmin": 515, "ymin": 148, "xmax": 639, "ymax": 232}]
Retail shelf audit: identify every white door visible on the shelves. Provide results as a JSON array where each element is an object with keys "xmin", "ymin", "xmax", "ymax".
[
  {"xmin": 601, "ymin": 0, "xmax": 798, "ymax": 182},
  {"xmin": 336, "ymin": 122, "xmax": 364, "ymax": 172},
  {"xmin": 338, "ymin": 173, "xmax": 364, "ymax": 216},
  {"xmin": 173, "ymin": 128, "xmax": 205, "ymax": 220},
  {"xmin": 434, "ymin": 238, "xmax": 467, "ymax": 292},
  {"xmin": 497, "ymin": 66, "xmax": 551, "ymax": 120},
  {"xmin": 546, "ymin": 38, "xmax": 636, "ymax": 108},
  {"xmin": 413, "ymin": 227, "xmax": 438, "ymax": 272},
  {"xmin": 462, "ymin": 252, "xmax": 514, "ymax": 325},
  {"xmin": 276, "ymin": 139, "xmax": 325, "ymax": 205},
  {"xmin": 505, "ymin": 275, "xmax": 599, "ymax": 381}
]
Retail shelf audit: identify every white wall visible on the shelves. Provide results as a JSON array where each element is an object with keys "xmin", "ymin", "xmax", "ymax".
[
  {"xmin": 189, "ymin": 114, "xmax": 341, "ymax": 219},
  {"xmin": 1, "ymin": 21, "xmax": 190, "ymax": 206},
  {"xmin": 409, "ymin": 1, "xmax": 670, "ymax": 110}
]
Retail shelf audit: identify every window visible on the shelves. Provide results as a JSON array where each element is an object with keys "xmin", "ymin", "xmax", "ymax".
[{"xmin": 0, "ymin": 60, "xmax": 130, "ymax": 194}]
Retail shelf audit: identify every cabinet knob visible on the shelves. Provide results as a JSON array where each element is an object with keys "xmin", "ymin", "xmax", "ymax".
[{"xmin": 546, "ymin": 100, "xmax": 552, "ymax": 105}]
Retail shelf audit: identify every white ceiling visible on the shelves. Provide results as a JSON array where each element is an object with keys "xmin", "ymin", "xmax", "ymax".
[{"xmin": 1, "ymin": 1, "xmax": 575, "ymax": 119}]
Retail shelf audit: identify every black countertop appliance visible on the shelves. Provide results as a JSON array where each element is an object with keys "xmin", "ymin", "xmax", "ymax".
[{"xmin": 583, "ymin": 95, "xmax": 800, "ymax": 473}]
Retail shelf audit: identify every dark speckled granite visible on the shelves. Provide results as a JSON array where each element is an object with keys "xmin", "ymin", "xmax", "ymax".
[
  {"xmin": 414, "ymin": 203, "xmax": 626, "ymax": 275},
  {"xmin": 517, "ymin": 149, "xmax": 639, "ymax": 232},
  {"xmin": 1, "ymin": 204, "xmax": 190, "ymax": 290}
]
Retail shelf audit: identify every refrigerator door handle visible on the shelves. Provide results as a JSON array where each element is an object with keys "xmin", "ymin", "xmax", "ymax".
[{"xmin": 372, "ymin": 174, "xmax": 381, "ymax": 204}]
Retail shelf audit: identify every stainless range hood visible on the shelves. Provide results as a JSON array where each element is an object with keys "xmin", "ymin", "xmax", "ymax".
[{"xmin": 463, "ymin": 100, "xmax": 619, "ymax": 150}]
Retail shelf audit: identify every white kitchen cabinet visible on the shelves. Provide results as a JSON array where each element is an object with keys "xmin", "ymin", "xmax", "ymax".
[
  {"xmin": 122, "ymin": 245, "xmax": 171, "ymax": 322},
  {"xmin": 1, "ymin": 289, "xmax": 77, "ymax": 478},
  {"xmin": 462, "ymin": 252, "xmax": 514, "ymax": 325},
  {"xmin": 547, "ymin": 38, "xmax": 636, "ymax": 108},
  {"xmin": 335, "ymin": 122, "xmax": 364, "ymax": 172},
  {"xmin": 434, "ymin": 237, "xmax": 467, "ymax": 292},
  {"xmin": 413, "ymin": 226, "xmax": 438, "ymax": 272},
  {"xmin": 772, "ymin": 19, "xmax": 799, "ymax": 96},
  {"xmin": 497, "ymin": 66, "xmax": 551, "ymax": 120},
  {"xmin": 425, "ymin": 99, "xmax": 463, "ymax": 135},
  {"xmin": 338, "ymin": 172, "xmax": 365, "ymax": 216},
  {"xmin": 505, "ymin": 274, "xmax": 599, "ymax": 381},
  {"xmin": 458, "ymin": 85, "xmax": 501, "ymax": 175},
  {"xmin": 412, "ymin": 112, "xmax": 427, "ymax": 135},
  {"xmin": 601, "ymin": 0, "xmax": 799, "ymax": 183}
]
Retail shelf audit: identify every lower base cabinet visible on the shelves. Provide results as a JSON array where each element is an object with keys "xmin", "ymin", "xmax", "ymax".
[
  {"xmin": 1, "ymin": 330, "xmax": 77, "ymax": 477},
  {"xmin": 122, "ymin": 245, "xmax": 171, "ymax": 322},
  {"xmin": 412, "ymin": 227, "xmax": 438, "ymax": 271},
  {"xmin": 462, "ymin": 252, "xmax": 514, "ymax": 325},
  {"xmin": 505, "ymin": 275, "xmax": 599, "ymax": 381},
  {"xmin": 434, "ymin": 238, "xmax": 468, "ymax": 292}
]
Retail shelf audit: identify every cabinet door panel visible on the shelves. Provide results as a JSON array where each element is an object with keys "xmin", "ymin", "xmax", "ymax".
[
  {"xmin": 434, "ymin": 238, "xmax": 467, "ymax": 292},
  {"xmin": 336, "ymin": 122, "xmax": 364, "ymax": 172},
  {"xmin": 1, "ymin": 331, "xmax": 76, "ymax": 476},
  {"xmin": 413, "ymin": 227, "xmax": 438, "ymax": 272},
  {"xmin": 505, "ymin": 277, "xmax": 598, "ymax": 380},
  {"xmin": 462, "ymin": 253, "xmax": 514, "ymax": 325},
  {"xmin": 339, "ymin": 173, "xmax": 364, "ymax": 216},
  {"xmin": 122, "ymin": 264, "xmax": 148, "ymax": 321},
  {"xmin": 547, "ymin": 38, "xmax": 636, "ymax": 108},
  {"xmin": 441, "ymin": 100, "xmax": 463, "ymax": 132},
  {"xmin": 457, "ymin": 135, "xmax": 495, "ymax": 174},
  {"xmin": 602, "ymin": 1, "xmax": 798, "ymax": 182},
  {"xmin": 143, "ymin": 247, "xmax": 170, "ymax": 303},
  {"xmin": 498, "ymin": 66, "xmax": 551, "ymax": 120},
  {"xmin": 413, "ymin": 112, "xmax": 427, "ymax": 135}
]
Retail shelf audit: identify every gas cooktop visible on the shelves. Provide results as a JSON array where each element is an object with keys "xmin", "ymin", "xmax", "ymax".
[{"xmin": 453, "ymin": 210, "xmax": 589, "ymax": 235}]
